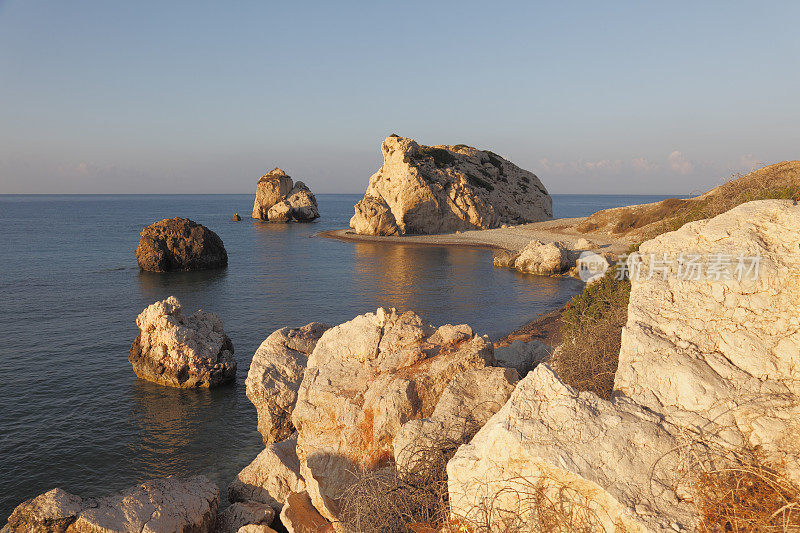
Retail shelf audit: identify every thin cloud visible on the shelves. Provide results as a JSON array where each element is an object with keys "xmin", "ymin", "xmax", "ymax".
[{"xmin": 668, "ymin": 150, "xmax": 694, "ymax": 175}]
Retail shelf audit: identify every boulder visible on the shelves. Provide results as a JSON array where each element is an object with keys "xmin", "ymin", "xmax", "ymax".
[
  {"xmin": 232, "ymin": 213, "xmax": 242, "ymax": 222},
  {"xmin": 512, "ymin": 240, "xmax": 571, "ymax": 275},
  {"xmin": 252, "ymin": 168, "xmax": 319, "ymax": 223},
  {"xmin": 615, "ymin": 199, "xmax": 800, "ymax": 478},
  {"xmin": 252, "ymin": 168, "xmax": 293, "ymax": 219},
  {"xmin": 228, "ymin": 434, "xmax": 306, "ymax": 512},
  {"xmin": 214, "ymin": 501, "xmax": 274, "ymax": 533},
  {"xmin": 576, "ymin": 251, "xmax": 611, "ymax": 283},
  {"xmin": 394, "ymin": 367, "xmax": 519, "ymax": 471},
  {"xmin": 135, "ymin": 217, "xmax": 227, "ymax": 272},
  {"xmin": 235, "ymin": 526, "xmax": 278, "ymax": 533},
  {"xmin": 4, "ymin": 476, "xmax": 219, "ymax": 533},
  {"xmin": 129, "ymin": 296, "xmax": 236, "ymax": 388},
  {"xmin": 292, "ymin": 308, "xmax": 494, "ymax": 523},
  {"xmin": 349, "ymin": 135, "xmax": 551, "ymax": 235},
  {"xmin": 350, "ymin": 195, "xmax": 399, "ymax": 236},
  {"xmin": 447, "ymin": 364, "xmax": 695, "ymax": 532},
  {"xmin": 266, "ymin": 200, "xmax": 292, "ymax": 223},
  {"xmin": 246, "ymin": 323, "xmax": 330, "ymax": 445},
  {"xmin": 493, "ymin": 339, "xmax": 551, "ymax": 377},
  {"xmin": 286, "ymin": 182, "xmax": 320, "ymax": 222},
  {"xmin": 279, "ymin": 492, "xmax": 333, "ymax": 533}
]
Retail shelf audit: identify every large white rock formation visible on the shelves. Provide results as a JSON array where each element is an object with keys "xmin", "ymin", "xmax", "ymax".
[
  {"xmin": 349, "ymin": 135, "xmax": 551, "ymax": 235},
  {"xmin": 291, "ymin": 308, "xmax": 495, "ymax": 523},
  {"xmin": 447, "ymin": 364, "xmax": 696, "ymax": 532},
  {"xmin": 129, "ymin": 296, "xmax": 236, "ymax": 388},
  {"xmin": 615, "ymin": 199, "xmax": 800, "ymax": 477}
]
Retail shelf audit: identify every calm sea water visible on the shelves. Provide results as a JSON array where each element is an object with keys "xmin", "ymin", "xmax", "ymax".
[{"xmin": 0, "ymin": 193, "xmax": 673, "ymax": 520}]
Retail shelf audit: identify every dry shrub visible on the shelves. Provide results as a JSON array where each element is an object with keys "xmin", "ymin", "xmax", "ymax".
[
  {"xmin": 339, "ymin": 423, "xmax": 478, "ymax": 533},
  {"xmin": 689, "ymin": 446, "xmax": 800, "ymax": 532},
  {"xmin": 552, "ymin": 268, "xmax": 630, "ymax": 400}
]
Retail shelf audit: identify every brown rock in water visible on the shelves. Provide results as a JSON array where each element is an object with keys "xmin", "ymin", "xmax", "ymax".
[
  {"xmin": 129, "ymin": 296, "xmax": 236, "ymax": 389},
  {"xmin": 232, "ymin": 213, "xmax": 242, "ymax": 221},
  {"xmin": 3, "ymin": 476, "xmax": 219, "ymax": 533},
  {"xmin": 134, "ymin": 217, "xmax": 227, "ymax": 272}
]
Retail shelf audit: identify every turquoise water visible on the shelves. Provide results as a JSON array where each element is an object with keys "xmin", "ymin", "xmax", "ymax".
[{"xmin": 0, "ymin": 193, "xmax": 674, "ymax": 519}]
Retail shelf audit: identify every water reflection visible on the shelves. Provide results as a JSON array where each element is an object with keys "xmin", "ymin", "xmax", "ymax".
[{"xmin": 136, "ymin": 269, "xmax": 228, "ymax": 303}]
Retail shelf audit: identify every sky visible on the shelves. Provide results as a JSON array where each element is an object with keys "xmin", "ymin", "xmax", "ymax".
[{"xmin": 0, "ymin": 1, "xmax": 798, "ymax": 195}]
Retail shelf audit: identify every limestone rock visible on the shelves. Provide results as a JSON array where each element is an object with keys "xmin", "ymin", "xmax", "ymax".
[
  {"xmin": 252, "ymin": 168, "xmax": 293, "ymax": 220},
  {"xmin": 292, "ymin": 308, "xmax": 494, "ymax": 522},
  {"xmin": 279, "ymin": 492, "xmax": 333, "ymax": 533},
  {"xmin": 130, "ymin": 296, "xmax": 236, "ymax": 388},
  {"xmin": 286, "ymin": 182, "xmax": 320, "ymax": 222},
  {"xmin": 246, "ymin": 323, "xmax": 330, "ymax": 445},
  {"xmin": 228, "ymin": 434, "xmax": 306, "ymax": 512},
  {"xmin": 266, "ymin": 200, "xmax": 292, "ymax": 223},
  {"xmin": 491, "ymin": 249, "xmax": 518, "ymax": 268},
  {"xmin": 394, "ymin": 367, "xmax": 518, "ymax": 471},
  {"xmin": 215, "ymin": 501, "xmax": 274, "ymax": 533},
  {"xmin": 135, "ymin": 217, "xmax": 227, "ymax": 272},
  {"xmin": 252, "ymin": 169, "xmax": 320, "ymax": 223},
  {"xmin": 349, "ymin": 135, "xmax": 551, "ymax": 235},
  {"xmin": 513, "ymin": 240, "xmax": 571, "ymax": 275},
  {"xmin": 350, "ymin": 195, "xmax": 399, "ymax": 236},
  {"xmin": 232, "ymin": 213, "xmax": 242, "ymax": 222},
  {"xmin": 235, "ymin": 526, "xmax": 278, "ymax": 533},
  {"xmin": 615, "ymin": 199, "xmax": 800, "ymax": 477},
  {"xmin": 5, "ymin": 476, "xmax": 219, "ymax": 533},
  {"xmin": 494, "ymin": 339, "xmax": 551, "ymax": 377},
  {"xmin": 4, "ymin": 488, "xmax": 83, "ymax": 533},
  {"xmin": 447, "ymin": 364, "xmax": 695, "ymax": 532}
]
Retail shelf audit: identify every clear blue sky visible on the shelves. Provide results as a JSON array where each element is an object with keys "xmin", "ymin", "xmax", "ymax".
[{"xmin": 1, "ymin": 1, "xmax": 798, "ymax": 194}]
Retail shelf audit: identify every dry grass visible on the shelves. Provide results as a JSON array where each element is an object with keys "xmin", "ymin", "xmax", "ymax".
[{"xmin": 551, "ymin": 267, "xmax": 630, "ymax": 400}]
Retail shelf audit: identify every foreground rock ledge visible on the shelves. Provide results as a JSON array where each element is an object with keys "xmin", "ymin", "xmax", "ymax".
[
  {"xmin": 349, "ymin": 135, "xmax": 552, "ymax": 235},
  {"xmin": 252, "ymin": 168, "xmax": 320, "ymax": 223},
  {"xmin": 4, "ymin": 476, "xmax": 219, "ymax": 533},
  {"xmin": 130, "ymin": 296, "xmax": 236, "ymax": 388},
  {"xmin": 135, "ymin": 217, "xmax": 228, "ymax": 272}
]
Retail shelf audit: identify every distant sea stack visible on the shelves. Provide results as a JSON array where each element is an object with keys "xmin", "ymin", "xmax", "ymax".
[
  {"xmin": 349, "ymin": 135, "xmax": 552, "ymax": 236},
  {"xmin": 129, "ymin": 296, "xmax": 236, "ymax": 388},
  {"xmin": 252, "ymin": 168, "xmax": 320, "ymax": 223},
  {"xmin": 135, "ymin": 217, "xmax": 227, "ymax": 272}
]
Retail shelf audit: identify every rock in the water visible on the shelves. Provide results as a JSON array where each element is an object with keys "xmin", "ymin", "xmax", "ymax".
[
  {"xmin": 292, "ymin": 308, "xmax": 494, "ymax": 523},
  {"xmin": 135, "ymin": 217, "xmax": 227, "ymax": 272},
  {"xmin": 233, "ymin": 213, "xmax": 242, "ymax": 221},
  {"xmin": 513, "ymin": 240, "xmax": 571, "ymax": 275},
  {"xmin": 350, "ymin": 195, "xmax": 399, "ymax": 236},
  {"xmin": 228, "ymin": 434, "xmax": 306, "ymax": 512},
  {"xmin": 4, "ymin": 476, "xmax": 219, "ymax": 533},
  {"xmin": 494, "ymin": 339, "xmax": 551, "ymax": 377},
  {"xmin": 246, "ymin": 323, "xmax": 330, "ymax": 445},
  {"xmin": 279, "ymin": 492, "xmax": 333, "ymax": 533},
  {"xmin": 215, "ymin": 501, "xmax": 275, "ymax": 533},
  {"xmin": 447, "ymin": 364, "xmax": 695, "ymax": 532},
  {"xmin": 349, "ymin": 135, "xmax": 551, "ymax": 235},
  {"xmin": 129, "ymin": 296, "xmax": 236, "ymax": 388},
  {"xmin": 252, "ymin": 168, "xmax": 319, "ymax": 223},
  {"xmin": 615, "ymin": 199, "xmax": 800, "ymax": 478},
  {"xmin": 394, "ymin": 367, "xmax": 518, "ymax": 471}
]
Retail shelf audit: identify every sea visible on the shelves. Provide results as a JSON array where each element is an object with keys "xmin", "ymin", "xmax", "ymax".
[{"xmin": 0, "ymin": 193, "xmax": 674, "ymax": 520}]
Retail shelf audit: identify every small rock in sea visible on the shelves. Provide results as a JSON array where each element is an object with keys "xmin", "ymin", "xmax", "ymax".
[
  {"xmin": 233, "ymin": 213, "xmax": 242, "ymax": 221},
  {"xmin": 252, "ymin": 168, "xmax": 320, "ymax": 223},
  {"xmin": 135, "ymin": 217, "xmax": 227, "ymax": 272},
  {"xmin": 129, "ymin": 296, "xmax": 236, "ymax": 388}
]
